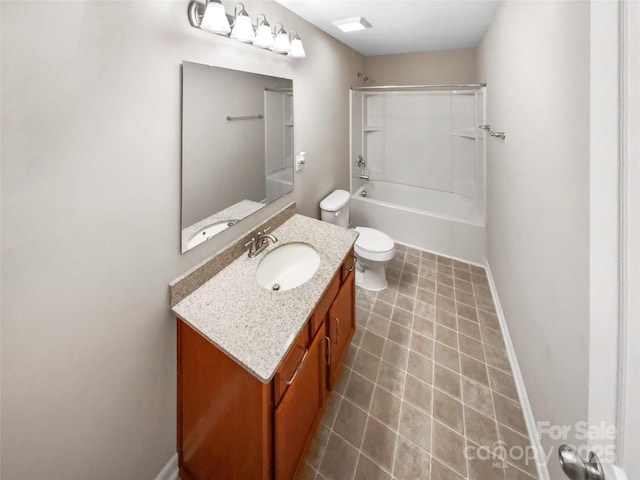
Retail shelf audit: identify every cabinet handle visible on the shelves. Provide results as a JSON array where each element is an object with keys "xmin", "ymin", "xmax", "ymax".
[
  {"xmin": 345, "ymin": 260, "xmax": 355, "ymax": 272},
  {"xmin": 324, "ymin": 336, "xmax": 331, "ymax": 366},
  {"xmin": 283, "ymin": 346, "xmax": 308, "ymax": 386},
  {"xmin": 331, "ymin": 317, "xmax": 341, "ymax": 344}
]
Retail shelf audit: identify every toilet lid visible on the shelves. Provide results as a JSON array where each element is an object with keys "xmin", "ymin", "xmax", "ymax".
[{"xmin": 355, "ymin": 227, "xmax": 394, "ymax": 254}]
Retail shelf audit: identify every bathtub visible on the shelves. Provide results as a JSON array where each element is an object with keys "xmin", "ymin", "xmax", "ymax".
[{"xmin": 351, "ymin": 181, "xmax": 486, "ymax": 265}]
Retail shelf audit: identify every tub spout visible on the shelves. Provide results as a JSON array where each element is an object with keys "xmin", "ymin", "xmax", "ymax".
[{"xmin": 359, "ymin": 173, "xmax": 370, "ymax": 181}]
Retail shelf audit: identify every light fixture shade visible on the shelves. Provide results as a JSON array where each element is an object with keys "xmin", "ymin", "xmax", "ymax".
[
  {"xmin": 230, "ymin": 4, "xmax": 255, "ymax": 43},
  {"xmin": 272, "ymin": 32, "xmax": 291, "ymax": 53},
  {"xmin": 288, "ymin": 35, "xmax": 306, "ymax": 58},
  {"xmin": 200, "ymin": 1, "xmax": 231, "ymax": 35},
  {"xmin": 254, "ymin": 24, "xmax": 274, "ymax": 48}
]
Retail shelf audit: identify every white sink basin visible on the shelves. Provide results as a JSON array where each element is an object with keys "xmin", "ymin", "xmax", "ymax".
[
  {"xmin": 256, "ymin": 243, "xmax": 320, "ymax": 291},
  {"xmin": 187, "ymin": 220, "xmax": 237, "ymax": 249}
]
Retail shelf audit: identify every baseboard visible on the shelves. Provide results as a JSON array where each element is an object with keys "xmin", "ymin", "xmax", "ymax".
[
  {"xmin": 484, "ymin": 262, "xmax": 550, "ymax": 480},
  {"xmin": 154, "ymin": 453, "xmax": 179, "ymax": 480}
]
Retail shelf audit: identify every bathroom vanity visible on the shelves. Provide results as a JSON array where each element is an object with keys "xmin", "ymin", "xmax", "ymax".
[{"xmin": 171, "ymin": 212, "xmax": 358, "ymax": 480}]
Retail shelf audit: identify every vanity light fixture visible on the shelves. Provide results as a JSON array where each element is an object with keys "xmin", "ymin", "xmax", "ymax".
[
  {"xmin": 230, "ymin": 3, "xmax": 255, "ymax": 43},
  {"xmin": 271, "ymin": 23, "xmax": 291, "ymax": 54},
  {"xmin": 253, "ymin": 14, "xmax": 275, "ymax": 49},
  {"xmin": 188, "ymin": 0, "xmax": 231, "ymax": 35},
  {"xmin": 333, "ymin": 16, "xmax": 372, "ymax": 33},
  {"xmin": 288, "ymin": 32, "xmax": 306, "ymax": 59}
]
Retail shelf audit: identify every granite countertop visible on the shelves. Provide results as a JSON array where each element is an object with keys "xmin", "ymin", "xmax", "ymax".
[{"xmin": 172, "ymin": 214, "xmax": 358, "ymax": 383}]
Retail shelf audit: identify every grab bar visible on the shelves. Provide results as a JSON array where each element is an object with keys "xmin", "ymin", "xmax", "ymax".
[
  {"xmin": 226, "ymin": 114, "xmax": 264, "ymax": 121},
  {"xmin": 479, "ymin": 124, "xmax": 506, "ymax": 140}
]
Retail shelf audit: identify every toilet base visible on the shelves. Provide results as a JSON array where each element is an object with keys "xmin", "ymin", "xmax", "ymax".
[{"xmin": 355, "ymin": 259, "xmax": 388, "ymax": 291}]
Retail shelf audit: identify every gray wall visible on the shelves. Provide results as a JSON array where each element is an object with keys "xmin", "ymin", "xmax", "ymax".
[
  {"xmin": 364, "ymin": 48, "xmax": 478, "ymax": 85},
  {"xmin": 0, "ymin": 1, "xmax": 363, "ymax": 478},
  {"xmin": 477, "ymin": 2, "xmax": 590, "ymax": 478}
]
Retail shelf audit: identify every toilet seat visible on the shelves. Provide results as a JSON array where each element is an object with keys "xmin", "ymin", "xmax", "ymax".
[{"xmin": 355, "ymin": 227, "xmax": 395, "ymax": 262}]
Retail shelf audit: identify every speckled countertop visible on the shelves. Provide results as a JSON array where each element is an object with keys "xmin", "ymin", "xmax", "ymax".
[{"xmin": 172, "ymin": 214, "xmax": 358, "ymax": 384}]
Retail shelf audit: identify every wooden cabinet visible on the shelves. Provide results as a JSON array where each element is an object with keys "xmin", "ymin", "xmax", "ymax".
[{"xmin": 177, "ymin": 249, "xmax": 355, "ymax": 480}]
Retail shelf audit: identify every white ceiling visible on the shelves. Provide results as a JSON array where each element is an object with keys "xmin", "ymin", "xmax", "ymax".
[{"xmin": 274, "ymin": 0, "xmax": 502, "ymax": 57}]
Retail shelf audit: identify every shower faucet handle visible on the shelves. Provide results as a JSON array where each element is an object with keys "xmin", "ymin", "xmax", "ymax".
[
  {"xmin": 356, "ymin": 155, "xmax": 366, "ymax": 168},
  {"xmin": 558, "ymin": 445, "xmax": 605, "ymax": 480}
]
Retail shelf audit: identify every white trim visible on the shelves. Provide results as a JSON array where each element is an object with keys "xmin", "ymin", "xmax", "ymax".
[
  {"xmin": 154, "ymin": 453, "xmax": 179, "ymax": 480},
  {"xmin": 485, "ymin": 262, "xmax": 550, "ymax": 480}
]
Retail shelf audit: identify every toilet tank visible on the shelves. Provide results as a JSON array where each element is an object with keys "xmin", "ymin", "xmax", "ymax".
[{"xmin": 320, "ymin": 189, "xmax": 350, "ymax": 228}]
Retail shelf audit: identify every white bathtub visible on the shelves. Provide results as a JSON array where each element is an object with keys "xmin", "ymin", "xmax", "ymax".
[{"xmin": 351, "ymin": 181, "xmax": 486, "ymax": 264}]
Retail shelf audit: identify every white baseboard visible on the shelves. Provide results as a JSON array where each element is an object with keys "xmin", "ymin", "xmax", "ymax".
[
  {"xmin": 154, "ymin": 453, "xmax": 178, "ymax": 480},
  {"xmin": 484, "ymin": 262, "xmax": 550, "ymax": 480}
]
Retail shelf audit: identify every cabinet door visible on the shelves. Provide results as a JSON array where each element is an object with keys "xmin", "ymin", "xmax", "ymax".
[
  {"xmin": 327, "ymin": 270, "xmax": 355, "ymax": 389},
  {"xmin": 274, "ymin": 329, "xmax": 325, "ymax": 480}
]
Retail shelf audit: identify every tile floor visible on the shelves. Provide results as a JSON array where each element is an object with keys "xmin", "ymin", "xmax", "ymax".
[{"xmin": 301, "ymin": 244, "xmax": 539, "ymax": 480}]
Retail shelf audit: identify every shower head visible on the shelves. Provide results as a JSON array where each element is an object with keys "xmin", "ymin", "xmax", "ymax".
[{"xmin": 357, "ymin": 72, "xmax": 369, "ymax": 82}]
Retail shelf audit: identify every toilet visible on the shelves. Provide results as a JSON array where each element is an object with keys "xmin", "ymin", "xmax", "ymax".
[{"xmin": 320, "ymin": 189, "xmax": 395, "ymax": 291}]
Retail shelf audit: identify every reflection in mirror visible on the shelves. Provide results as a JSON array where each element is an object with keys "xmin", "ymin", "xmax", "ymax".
[{"xmin": 181, "ymin": 62, "xmax": 294, "ymax": 253}]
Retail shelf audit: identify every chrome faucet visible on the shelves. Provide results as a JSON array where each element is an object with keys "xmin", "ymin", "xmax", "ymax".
[
  {"xmin": 244, "ymin": 227, "xmax": 278, "ymax": 258},
  {"xmin": 359, "ymin": 173, "xmax": 370, "ymax": 181}
]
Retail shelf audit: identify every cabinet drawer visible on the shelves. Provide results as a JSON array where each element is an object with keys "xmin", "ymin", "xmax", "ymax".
[
  {"xmin": 310, "ymin": 271, "xmax": 340, "ymax": 336},
  {"xmin": 274, "ymin": 327, "xmax": 309, "ymax": 406}
]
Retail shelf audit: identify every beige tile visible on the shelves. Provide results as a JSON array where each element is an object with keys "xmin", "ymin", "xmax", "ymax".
[
  {"xmin": 494, "ymin": 392, "xmax": 528, "ymax": 435},
  {"xmin": 452, "ymin": 259, "xmax": 470, "ymax": 270},
  {"xmin": 421, "ymin": 251, "xmax": 437, "ymax": 261},
  {"xmin": 473, "ymin": 283, "xmax": 492, "ymax": 298},
  {"xmin": 382, "ymin": 340, "xmax": 409, "ymax": 370},
  {"xmin": 376, "ymin": 361, "xmax": 406, "ymax": 397},
  {"xmin": 356, "ymin": 289, "xmax": 376, "ymax": 310},
  {"xmin": 498, "ymin": 424, "xmax": 538, "ymax": 477},
  {"xmin": 320, "ymin": 392, "xmax": 342, "ymax": 428},
  {"xmin": 433, "ymin": 389, "xmax": 464, "ymax": 434},
  {"xmin": 372, "ymin": 299, "xmax": 394, "ymax": 318},
  {"xmin": 453, "ymin": 269, "xmax": 472, "ymax": 282},
  {"xmin": 410, "ymin": 332, "xmax": 434, "ymax": 358},
  {"xmin": 400, "ymin": 271, "xmax": 418, "ymax": 285},
  {"xmin": 299, "ymin": 462, "xmax": 317, "ymax": 480},
  {"xmin": 503, "ymin": 462, "xmax": 538, "ymax": 480},
  {"xmin": 399, "ymin": 401, "xmax": 431, "ymax": 451},
  {"xmin": 318, "ymin": 432, "xmax": 359, "ymax": 480},
  {"xmin": 436, "ymin": 294, "xmax": 456, "ymax": 314},
  {"xmin": 398, "ymin": 281, "xmax": 418, "ymax": 298},
  {"xmin": 387, "ymin": 265, "xmax": 402, "ymax": 280},
  {"xmin": 361, "ymin": 418, "xmax": 397, "ymax": 472},
  {"xmin": 367, "ymin": 312, "xmax": 391, "ymax": 338},
  {"xmin": 466, "ymin": 441, "xmax": 507, "ymax": 480},
  {"xmin": 370, "ymin": 386, "xmax": 402, "ymax": 429},
  {"xmin": 464, "ymin": 405, "xmax": 499, "ymax": 447},
  {"xmin": 333, "ymin": 399, "xmax": 368, "ymax": 449},
  {"xmin": 434, "ymin": 341, "xmax": 460, "ymax": 372},
  {"xmin": 407, "ymin": 351, "xmax": 433, "ymax": 385},
  {"xmin": 434, "ymin": 364, "xmax": 461, "ymax": 399},
  {"xmin": 469, "ymin": 264, "xmax": 486, "ymax": 275},
  {"xmin": 431, "ymin": 458, "xmax": 465, "ymax": 480},
  {"xmin": 412, "ymin": 316, "xmax": 435, "ymax": 338},
  {"xmin": 414, "ymin": 300, "xmax": 435, "ymax": 320},
  {"xmin": 406, "ymin": 252, "xmax": 421, "ymax": 264},
  {"xmin": 459, "ymin": 334, "xmax": 485, "ymax": 362},
  {"xmin": 344, "ymin": 372, "xmax": 375, "ymax": 410},
  {"xmin": 403, "ymin": 375, "xmax": 432, "ymax": 413},
  {"xmin": 305, "ymin": 423, "xmax": 331, "ymax": 469},
  {"xmin": 432, "ymin": 420, "xmax": 468, "ymax": 477},
  {"xmin": 484, "ymin": 345, "xmax": 512, "ymax": 373},
  {"xmin": 455, "ymin": 279, "xmax": 474, "ymax": 294},
  {"xmin": 353, "ymin": 348, "xmax": 382, "ymax": 382},
  {"xmin": 475, "ymin": 291, "xmax": 495, "ymax": 312},
  {"xmin": 403, "ymin": 262, "xmax": 419, "ymax": 276},
  {"xmin": 417, "ymin": 276, "xmax": 436, "ymax": 291},
  {"xmin": 393, "ymin": 435, "xmax": 431, "ymax": 480},
  {"xmin": 387, "ymin": 323, "xmax": 411, "ymax": 347},
  {"xmin": 360, "ymin": 331, "xmax": 385, "ymax": 358},
  {"xmin": 344, "ymin": 344, "xmax": 358, "ymax": 369},
  {"xmin": 354, "ymin": 455, "xmax": 391, "ymax": 480},
  {"xmin": 334, "ymin": 366, "xmax": 351, "ymax": 395},
  {"xmin": 417, "ymin": 288, "xmax": 436, "ymax": 304},
  {"xmin": 481, "ymin": 325, "xmax": 506, "ymax": 351},
  {"xmin": 471, "ymin": 272, "xmax": 490, "ymax": 287},
  {"xmin": 419, "ymin": 265, "xmax": 437, "ymax": 281},
  {"xmin": 478, "ymin": 309, "xmax": 500, "ymax": 330},
  {"xmin": 488, "ymin": 367, "xmax": 518, "ymax": 400},
  {"xmin": 391, "ymin": 307, "xmax": 413, "ymax": 329},
  {"xmin": 356, "ymin": 308, "xmax": 370, "ymax": 329},
  {"xmin": 437, "ymin": 283, "xmax": 455, "ymax": 299},
  {"xmin": 461, "ymin": 353, "xmax": 490, "ymax": 386},
  {"xmin": 457, "ymin": 302, "xmax": 479, "ymax": 322},
  {"xmin": 437, "ymin": 256, "xmax": 453, "ymax": 266},
  {"xmin": 377, "ymin": 286, "xmax": 397, "ymax": 304},
  {"xmin": 462, "ymin": 377, "xmax": 495, "ymax": 418},
  {"xmin": 435, "ymin": 308, "xmax": 457, "ymax": 329},
  {"xmin": 455, "ymin": 288, "xmax": 475, "ymax": 306},
  {"xmin": 396, "ymin": 294, "xmax": 415, "ymax": 312},
  {"xmin": 435, "ymin": 324, "xmax": 458, "ymax": 349},
  {"xmin": 437, "ymin": 273, "xmax": 454, "ymax": 288},
  {"xmin": 352, "ymin": 327, "xmax": 364, "ymax": 347},
  {"xmin": 458, "ymin": 318, "xmax": 482, "ymax": 340}
]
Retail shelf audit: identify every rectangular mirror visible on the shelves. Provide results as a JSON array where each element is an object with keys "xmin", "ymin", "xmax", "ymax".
[{"xmin": 181, "ymin": 62, "xmax": 294, "ymax": 253}]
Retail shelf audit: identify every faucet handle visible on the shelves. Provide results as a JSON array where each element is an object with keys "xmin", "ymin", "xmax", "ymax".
[
  {"xmin": 260, "ymin": 226, "xmax": 271, "ymax": 235},
  {"xmin": 244, "ymin": 238, "xmax": 256, "ymax": 248}
]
